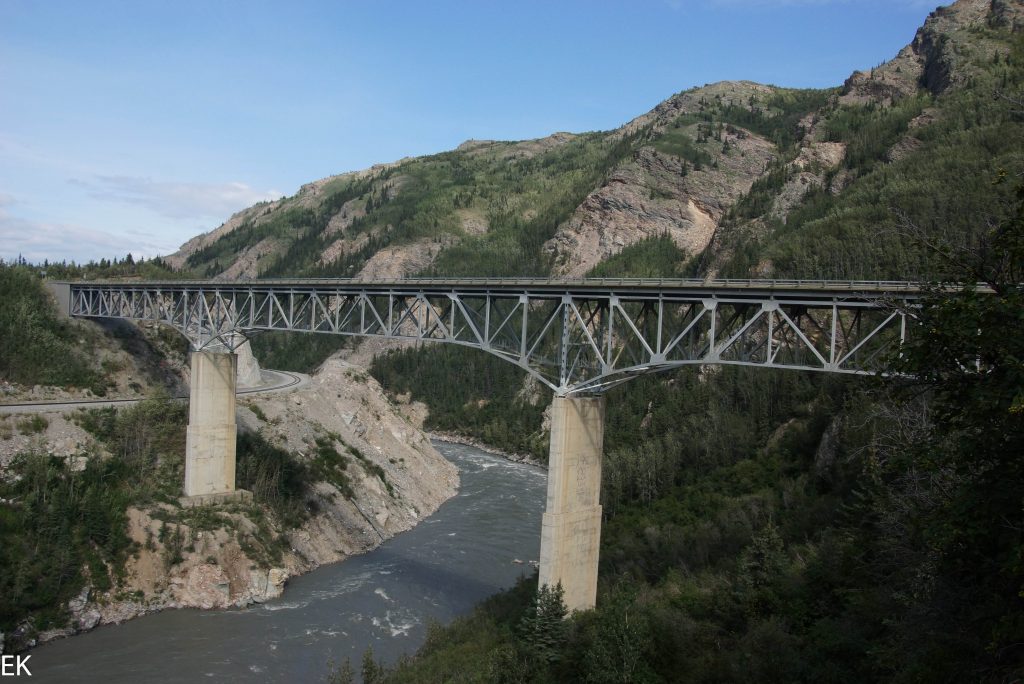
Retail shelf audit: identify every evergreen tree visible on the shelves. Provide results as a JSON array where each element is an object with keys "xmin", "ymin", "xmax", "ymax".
[
  {"xmin": 326, "ymin": 657, "xmax": 355, "ymax": 684},
  {"xmin": 518, "ymin": 583, "xmax": 568, "ymax": 665},
  {"xmin": 361, "ymin": 646, "xmax": 384, "ymax": 684}
]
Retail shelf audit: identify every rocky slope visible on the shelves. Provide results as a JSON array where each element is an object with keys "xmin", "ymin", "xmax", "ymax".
[
  {"xmin": 237, "ymin": 357, "xmax": 458, "ymax": 559},
  {"xmin": 544, "ymin": 112, "xmax": 775, "ymax": 276},
  {"xmin": 0, "ymin": 267, "xmax": 454, "ymax": 656},
  {"xmin": 168, "ymin": 81, "xmax": 789, "ymax": 281}
]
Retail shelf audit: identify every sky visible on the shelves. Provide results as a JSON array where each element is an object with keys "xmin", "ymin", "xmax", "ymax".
[{"xmin": 1, "ymin": 0, "xmax": 943, "ymax": 264}]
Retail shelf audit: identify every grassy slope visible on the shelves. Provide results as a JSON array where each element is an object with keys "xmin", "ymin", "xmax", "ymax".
[
  {"xmin": 188, "ymin": 131, "xmax": 639, "ymax": 281},
  {"xmin": 0, "ymin": 266, "xmax": 101, "ymax": 390}
]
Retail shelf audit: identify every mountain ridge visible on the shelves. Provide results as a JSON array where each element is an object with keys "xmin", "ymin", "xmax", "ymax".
[{"xmin": 169, "ymin": 0, "xmax": 1019, "ymax": 287}]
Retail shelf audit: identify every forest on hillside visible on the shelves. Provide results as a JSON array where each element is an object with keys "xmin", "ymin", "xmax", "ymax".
[
  {"xmin": 350, "ymin": 28, "xmax": 1024, "ymax": 683},
  {"xmin": 348, "ymin": 156, "xmax": 1024, "ymax": 684}
]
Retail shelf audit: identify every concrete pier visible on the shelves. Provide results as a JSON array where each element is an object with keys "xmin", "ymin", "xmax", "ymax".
[
  {"xmin": 538, "ymin": 395, "xmax": 605, "ymax": 613},
  {"xmin": 184, "ymin": 351, "xmax": 238, "ymax": 498}
]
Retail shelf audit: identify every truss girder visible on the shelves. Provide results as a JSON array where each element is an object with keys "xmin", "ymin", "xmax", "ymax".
[{"xmin": 69, "ymin": 282, "xmax": 915, "ymax": 395}]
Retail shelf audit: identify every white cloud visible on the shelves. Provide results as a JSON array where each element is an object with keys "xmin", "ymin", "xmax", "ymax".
[
  {"xmin": 69, "ymin": 175, "xmax": 283, "ymax": 221},
  {"xmin": 0, "ymin": 204, "xmax": 172, "ymax": 264}
]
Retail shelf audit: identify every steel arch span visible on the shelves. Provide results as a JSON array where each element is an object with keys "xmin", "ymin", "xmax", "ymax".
[{"xmin": 62, "ymin": 278, "xmax": 931, "ymax": 396}]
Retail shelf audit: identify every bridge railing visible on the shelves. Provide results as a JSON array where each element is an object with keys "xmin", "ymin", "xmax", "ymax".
[{"xmin": 65, "ymin": 276, "xmax": 944, "ymax": 293}]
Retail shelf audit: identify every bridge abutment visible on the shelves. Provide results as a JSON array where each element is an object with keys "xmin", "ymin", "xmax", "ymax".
[
  {"xmin": 184, "ymin": 351, "xmax": 238, "ymax": 498},
  {"xmin": 539, "ymin": 395, "xmax": 604, "ymax": 613}
]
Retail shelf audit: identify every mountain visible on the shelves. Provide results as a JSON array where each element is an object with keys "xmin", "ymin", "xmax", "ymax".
[
  {"xmin": 166, "ymin": 82, "xmax": 789, "ymax": 281},
  {"xmin": 167, "ymin": 0, "xmax": 1023, "ymax": 289}
]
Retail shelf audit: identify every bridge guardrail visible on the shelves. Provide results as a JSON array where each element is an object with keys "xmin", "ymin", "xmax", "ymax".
[{"xmin": 60, "ymin": 276, "xmax": 987, "ymax": 294}]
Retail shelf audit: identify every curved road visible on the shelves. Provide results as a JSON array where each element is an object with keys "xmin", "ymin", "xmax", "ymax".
[{"xmin": 0, "ymin": 369, "xmax": 310, "ymax": 415}]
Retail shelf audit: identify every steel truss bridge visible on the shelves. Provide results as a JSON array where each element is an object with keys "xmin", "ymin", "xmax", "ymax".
[{"xmin": 65, "ymin": 278, "xmax": 927, "ymax": 395}]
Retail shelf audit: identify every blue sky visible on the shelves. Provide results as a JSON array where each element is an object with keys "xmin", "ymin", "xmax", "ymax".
[{"xmin": 1, "ymin": 0, "xmax": 940, "ymax": 263}]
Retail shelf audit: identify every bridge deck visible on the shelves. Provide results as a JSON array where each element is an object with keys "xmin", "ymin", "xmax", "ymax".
[{"xmin": 67, "ymin": 277, "xmax": 929, "ymax": 289}]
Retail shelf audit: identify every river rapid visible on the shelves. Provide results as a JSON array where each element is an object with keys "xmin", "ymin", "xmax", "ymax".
[{"xmin": 28, "ymin": 442, "xmax": 547, "ymax": 683}]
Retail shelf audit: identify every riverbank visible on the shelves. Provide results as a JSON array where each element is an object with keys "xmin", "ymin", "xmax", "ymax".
[{"xmin": 428, "ymin": 431, "xmax": 546, "ymax": 469}]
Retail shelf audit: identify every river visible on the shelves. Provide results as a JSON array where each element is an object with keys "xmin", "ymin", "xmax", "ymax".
[{"xmin": 28, "ymin": 442, "xmax": 547, "ymax": 683}]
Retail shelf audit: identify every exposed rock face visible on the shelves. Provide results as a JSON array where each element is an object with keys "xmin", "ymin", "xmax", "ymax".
[
  {"xmin": 813, "ymin": 416, "xmax": 843, "ymax": 484},
  {"xmin": 339, "ymin": 337, "xmax": 421, "ymax": 370},
  {"xmin": 546, "ymin": 122, "xmax": 775, "ymax": 276},
  {"xmin": 237, "ymin": 357, "xmax": 459, "ymax": 561},
  {"xmin": 292, "ymin": 161, "xmax": 407, "ymax": 211},
  {"xmin": 235, "ymin": 340, "xmax": 262, "ymax": 388},
  {"xmin": 839, "ymin": 44, "xmax": 924, "ymax": 106},
  {"xmin": 216, "ymin": 237, "xmax": 282, "ymax": 280},
  {"xmin": 182, "ymin": 564, "xmax": 231, "ymax": 609},
  {"xmin": 320, "ymin": 232, "xmax": 373, "ymax": 267},
  {"xmin": 165, "ymin": 160, "xmax": 406, "ymax": 276},
  {"xmin": 619, "ymin": 81, "xmax": 775, "ymax": 138},
  {"xmin": 318, "ymin": 174, "xmax": 410, "ymax": 266},
  {"xmin": 0, "ymin": 412, "xmax": 95, "ymax": 475},
  {"xmin": 769, "ymin": 142, "xmax": 847, "ymax": 222},
  {"xmin": 356, "ymin": 235, "xmax": 456, "ymax": 280},
  {"xmin": 325, "ymin": 195, "xmax": 368, "ymax": 236},
  {"xmin": 99, "ymin": 504, "xmax": 291, "ymax": 617},
  {"xmin": 841, "ymin": 0, "xmax": 1024, "ymax": 104}
]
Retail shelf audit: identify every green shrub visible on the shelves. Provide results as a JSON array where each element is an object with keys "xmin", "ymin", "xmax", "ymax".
[{"xmin": 236, "ymin": 431, "xmax": 311, "ymax": 526}]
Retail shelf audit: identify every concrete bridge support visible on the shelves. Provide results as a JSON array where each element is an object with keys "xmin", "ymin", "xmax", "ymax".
[
  {"xmin": 184, "ymin": 351, "xmax": 238, "ymax": 499},
  {"xmin": 538, "ymin": 395, "xmax": 605, "ymax": 613}
]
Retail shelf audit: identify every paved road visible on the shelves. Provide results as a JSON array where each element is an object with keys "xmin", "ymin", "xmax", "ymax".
[
  {"xmin": 0, "ymin": 369, "xmax": 309, "ymax": 415},
  {"xmin": 65, "ymin": 276, "xmax": 951, "ymax": 299}
]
